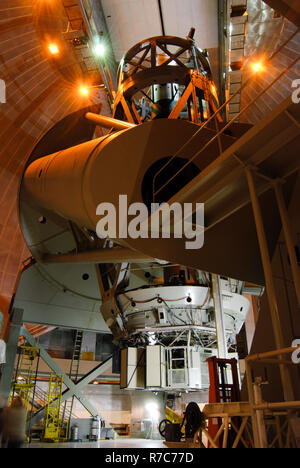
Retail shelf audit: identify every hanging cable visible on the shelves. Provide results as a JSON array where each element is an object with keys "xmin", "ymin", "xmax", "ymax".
[{"xmin": 157, "ymin": 0, "xmax": 166, "ymax": 36}]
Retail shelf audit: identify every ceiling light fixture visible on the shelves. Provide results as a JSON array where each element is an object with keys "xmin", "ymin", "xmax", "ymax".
[
  {"xmin": 79, "ymin": 86, "xmax": 89, "ymax": 96},
  {"xmin": 48, "ymin": 44, "xmax": 59, "ymax": 55},
  {"xmin": 95, "ymin": 43, "xmax": 105, "ymax": 57},
  {"xmin": 251, "ymin": 62, "xmax": 264, "ymax": 73}
]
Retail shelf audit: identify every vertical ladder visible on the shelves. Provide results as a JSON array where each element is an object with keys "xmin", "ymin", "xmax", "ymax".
[
  {"xmin": 61, "ymin": 330, "xmax": 83, "ymax": 439},
  {"xmin": 69, "ymin": 330, "xmax": 84, "ymax": 382}
]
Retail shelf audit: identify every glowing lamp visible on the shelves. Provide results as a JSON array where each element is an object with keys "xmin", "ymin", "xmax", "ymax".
[
  {"xmin": 252, "ymin": 62, "xmax": 264, "ymax": 72},
  {"xmin": 80, "ymin": 87, "xmax": 89, "ymax": 96},
  {"xmin": 48, "ymin": 44, "xmax": 59, "ymax": 55},
  {"xmin": 95, "ymin": 43, "xmax": 105, "ymax": 57}
]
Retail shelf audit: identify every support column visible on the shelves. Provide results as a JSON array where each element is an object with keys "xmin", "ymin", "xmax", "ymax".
[
  {"xmin": 245, "ymin": 167, "xmax": 294, "ymax": 402},
  {"xmin": 253, "ymin": 377, "xmax": 268, "ymax": 448},
  {"xmin": 211, "ymin": 274, "xmax": 227, "ymax": 358},
  {"xmin": 273, "ymin": 180, "xmax": 300, "ymax": 308},
  {"xmin": 20, "ymin": 326, "xmax": 100, "ymax": 422},
  {"xmin": 245, "ymin": 359, "xmax": 260, "ymax": 448},
  {"xmin": 0, "ymin": 308, "xmax": 23, "ymax": 403}
]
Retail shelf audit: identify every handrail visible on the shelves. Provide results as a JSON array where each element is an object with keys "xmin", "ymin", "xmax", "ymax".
[{"xmin": 246, "ymin": 346, "xmax": 300, "ymax": 361}]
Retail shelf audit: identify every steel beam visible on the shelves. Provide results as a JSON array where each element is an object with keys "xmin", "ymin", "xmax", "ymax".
[
  {"xmin": 43, "ymin": 248, "xmax": 154, "ymax": 265},
  {"xmin": 211, "ymin": 274, "xmax": 227, "ymax": 358},
  {"xmin": 21, "ymin": 326, "xmax": 105, "ymax": 427},
  {"xmin": 245, "ymin": 167, "xmax": 295, "ymax": 402},
  {"xmin": 273, "ymin": 180, "xmax": 300, "ymax": 308},
  {"xmin": 253, "ymin": 378, "xmax": 268, "ymax": 448},
  {"xmin": 85, "ymin": 112, "xmax": 136, "ymax": 131},
  {"xmin": 59, "ymin": 356, "xmax": 113, "ymax": 400},
  {"xmin": 32, "ymin": 356, "xmax": 114, "ymax": 429},
  {"xmin": 262, "ymin": 0, "xmax": 300, "ymax": 28}
]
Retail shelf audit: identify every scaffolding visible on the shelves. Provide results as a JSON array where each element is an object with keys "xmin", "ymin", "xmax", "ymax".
[
  {"xmin": 9, "ymin": 345, "xmax": 39, "ymax": 409},
  {"xmin": 189, "ymin": 346, "xmax": 300, "ymax": 448},
  {"xmin": 245, "ymin": 346, "xmax": 300, "ymax": 448},
  {"xmin": 43, "ymin": 374, "xmax": 64, "ymax": 442}
]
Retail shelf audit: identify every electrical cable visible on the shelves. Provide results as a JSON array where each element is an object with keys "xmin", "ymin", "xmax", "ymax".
[
  {"xmin": 126, "ymin": 349, "xmax": 146, "ymax": 389},
  {"xmin": 157, "ymin": 0, "xmax": 166, "ymax": 36}
]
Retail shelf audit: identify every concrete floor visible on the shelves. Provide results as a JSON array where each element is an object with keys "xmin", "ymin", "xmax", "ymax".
[{"xmin": 26, "ymin": 438, "xmax": 167, "ymax": 448}]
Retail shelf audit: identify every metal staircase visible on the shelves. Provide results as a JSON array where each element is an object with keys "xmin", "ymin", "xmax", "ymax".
[
  {"xmin": 9, "ymin": 345, "xmax": 39, "ymax": 409},
  {"xmin": 43, "ymin": 374, "xmax": 64, "ymax": 442}
]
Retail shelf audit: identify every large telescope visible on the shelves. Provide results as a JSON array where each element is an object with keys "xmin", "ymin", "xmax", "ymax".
[
  {"xmin": 18, "ymin": 34, "xmax": 297, "ymax": 392},
  {"xmin": 21, "ymin": 34, "xmax": 264, "ymax": 285}
]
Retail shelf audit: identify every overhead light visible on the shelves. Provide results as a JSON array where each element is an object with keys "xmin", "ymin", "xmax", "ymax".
[
  {"xmin": 79, "ymin": 86, "xmax": 89, "ymax": 96},
  {"xmin": 95, "ymin": 43, "xmax": 105, "ymax": 57},
  {"xmin": 146, "ymin": 402, "xmax": 159, "ymax": 421},
  {"xmin": 251, "ymin": 62, "xmax": 264, "ymax": 73},
  {"xmin": 146, "ymin": 402, "xmax": 158, "ymax": 412},
  {"xmin": 48, "ymin": 44, "xmax": 59, "ymax": 55}
]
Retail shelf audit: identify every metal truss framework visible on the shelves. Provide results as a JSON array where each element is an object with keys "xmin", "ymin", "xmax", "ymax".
[{"xmin": 6, "ymin": 323, "xmax": 113, "ymax": 429}]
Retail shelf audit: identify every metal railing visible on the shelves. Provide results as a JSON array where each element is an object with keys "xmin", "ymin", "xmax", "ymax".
[{"xmin": 245, "ymin": 346, "xmax": 300, "ymax": 448}]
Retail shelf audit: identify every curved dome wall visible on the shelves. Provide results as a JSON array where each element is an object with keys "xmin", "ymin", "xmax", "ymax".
[{"xmin": 0, "ymin": 0, "xmax": 111, "ymax": 332}]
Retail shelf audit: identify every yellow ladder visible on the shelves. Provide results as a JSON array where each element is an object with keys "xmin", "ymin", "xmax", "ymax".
[
  {"xmin": 9, "ymin": 345, "xmax": 39, "ymax": 408},
  {"xmin": 43, "ymin": 374, "xmax": 63, "ymax": 442}
]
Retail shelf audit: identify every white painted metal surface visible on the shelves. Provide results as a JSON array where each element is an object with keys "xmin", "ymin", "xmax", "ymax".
[
  {"xmin": 118, "ymin": 285, "xmax": 250, "ymax": 335},
  {"xmin": 102, "ymin": 0, "xmax": 162, "ymax": 61},
  {"xmin": 160, "ymin": 0, "xmax": 219, "ymax": 49},
  {"xmin": 102, "ymin": 0, "xmax": 219, "ymax": 61}
]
